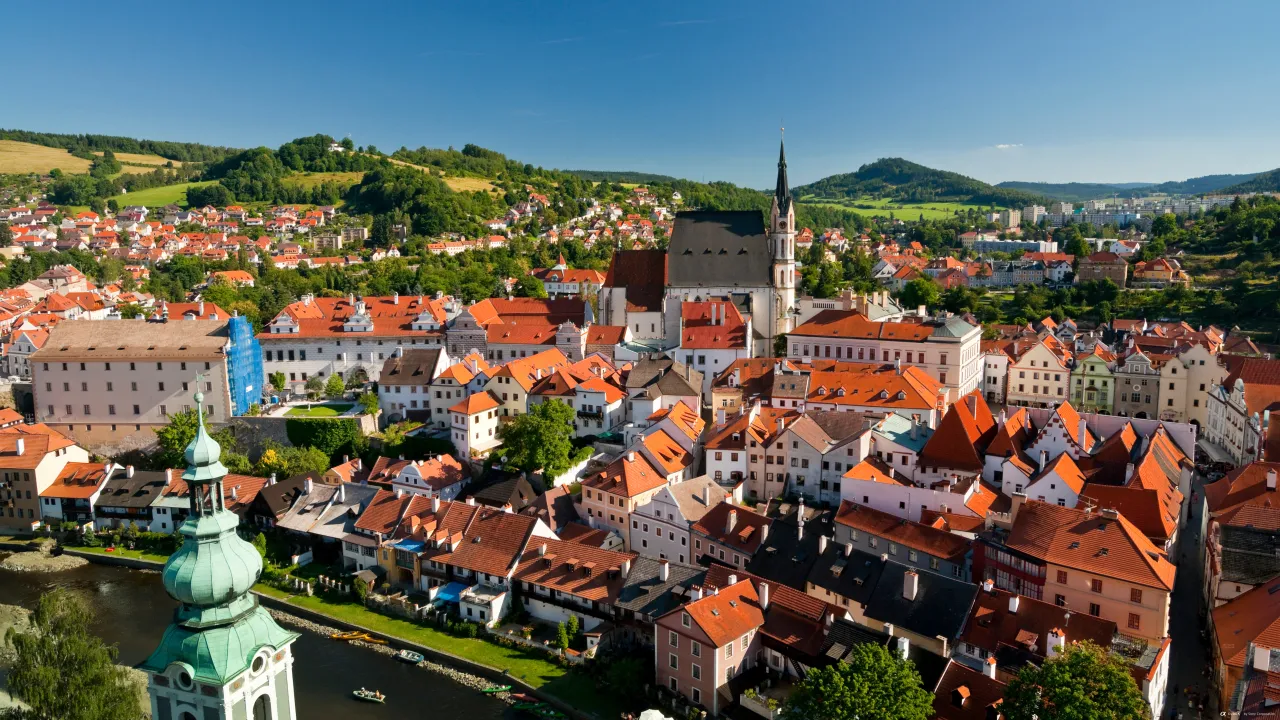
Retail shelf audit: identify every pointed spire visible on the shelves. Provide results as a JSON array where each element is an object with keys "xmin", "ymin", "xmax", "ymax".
[{"xmin": 775, "ymin": 134, "xmax": 792, "ymax": 207}]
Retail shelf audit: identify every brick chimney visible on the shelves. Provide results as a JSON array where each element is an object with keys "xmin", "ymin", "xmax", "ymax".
[
  {"xmin": 903, "ymin": 570, "xmax": 919, "ymax": 601},
  {"xmin": 726, "ymin": 509, "xmax": 738, "ymax": 535}
]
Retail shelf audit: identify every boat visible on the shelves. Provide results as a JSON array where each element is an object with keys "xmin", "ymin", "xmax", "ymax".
[
  {"xmin": 394, "ymin": 649, "xmax": 424, "ymax": 664},
  {"xmin": 331, "ymin": 631, "xmax": 363, "ymax": 641},
  {"xmin": 352, "ymin": 689, "xmax": 385, "ymax": 704},
  {"xmin": 481, "ymin": 685, "xmax": 512, "ymax": 694},
  {"xmin": 509, "ymin": 692, "xmax": 538, "ymax": 703}
]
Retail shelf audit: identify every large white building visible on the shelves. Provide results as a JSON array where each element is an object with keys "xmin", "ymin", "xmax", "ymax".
[
  {"xmin": 786, "ymin": 310, "xmax": 982, "ymax": 403},
  {"xmin": 259, "ymin": 293, "xmax": 452, "ymax": 393}
]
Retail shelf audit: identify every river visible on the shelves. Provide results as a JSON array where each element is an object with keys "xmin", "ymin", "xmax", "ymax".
[{"xmin": 0, "ymin": 555, "xmax": 509, "ymax": 720}]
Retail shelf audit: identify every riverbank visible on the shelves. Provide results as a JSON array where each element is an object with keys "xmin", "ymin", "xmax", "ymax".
[
  {"xmin": 60, "ymin": 548, "xmax": 619, "ymax": 719},
  {"xmin": 0, "ymin": 540, "xmax": 87, "ymax": 573}
]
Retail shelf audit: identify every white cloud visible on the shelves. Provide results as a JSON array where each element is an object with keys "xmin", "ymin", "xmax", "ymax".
[{"xmin": 995, "ymin": 143, "xmax": 1023, "ymax": 150}]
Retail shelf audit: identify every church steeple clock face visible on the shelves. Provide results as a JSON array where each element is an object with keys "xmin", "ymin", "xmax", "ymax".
[{"xmin": 777, "ymin": 221, "xmax": 786, "ymax": 230}]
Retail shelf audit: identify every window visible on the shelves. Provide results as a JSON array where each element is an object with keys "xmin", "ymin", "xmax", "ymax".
[
  {"xmin": 1090, "ymin": 579, "xmax": 1102, "ymax": 593},
  {"xmin": 681, "ymin": 612, "xmax": 690, "ymax": 628},
  {"xmin": 725, "ymin": 643, "xmax": 733, "ymax": 658},
  {"xmin": 691, "ymin": 688, "xmax": 701, "ymax": 704},
  {"xmin": 668, "ymin": 654, "xmax": 678, "ymax": 670},
  {"xmin": 691, "ymin": 640, "xmax": 700, "ymax": 657},
  {"xmin": 158, "ymin": 382, "xmax": 165, "ymax": 392},
  {"xmin": 1056, "ymin": 570, "xmax": 1067, "ymax": 584},
  {"xmin": 1127, "ymin": 613, "xmax": 1140, "ymax": 630},
  {"xmin": 1089, "ymin": 602, "xmax": 1101, "ymax": 616},
  {"xmin": 668, "ymin": 678, "xmax": 677, "ymax": 693},
  {"xmin": 669, "ymin": 631, "xmax": 678, "ymax": 648},
  {"xmin": 1055, "ymin": 594, "xmax": 1066, "ymax": 607},
  {"xmin": 1130, "ymin": 588, "xmax": 1143, "ymax": 604}
]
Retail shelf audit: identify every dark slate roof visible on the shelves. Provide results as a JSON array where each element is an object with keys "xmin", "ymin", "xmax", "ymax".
[
  {"xmin": 468, "ymin": 473, "xmax": 537, "ymax": 512},
  {"xmin": 820, "ymin": 619, "xmax": 947, "ymax": 690},
  {"xmin": 863, "ymin": 560, "xmax": 979, "ymax": 642},
  {"xmin": 379, "ymin": 348, "xmax": 444, "ymax": 383},
  {"xmin": 96, "ymin": 470, "xmax": 169, "ymax": 509},
  {"xmin": 615, "ymin": 557, "xmax": 706, "ymax": 618},
  {"xmin": 522, "ymin": 485, "xmax": 579, "ymax": 532},
  {"xmin": 1219, "ymin": 525, "xmax": 1280, "ymax": 585},
  {"xmin": 625, "ymin": 355, "xmax": 702, "ymax": 398},
  {"xmin": 254, "ymin": 475, "xmax": 308, "ymax": 517},
  {"xmin": 667, "ymin": 211, "xmax": 771, "ymax": 288},
  {"xmin": 806, "ymin": 545, "xmax": 885, "ymax": 607},
  {"xmin": 603, "ymin": 249, "xmax": 666, "ymax": 312},
  {"xmin": 743, "ymin": 501, "xmax": 834, "ymax": 591}
]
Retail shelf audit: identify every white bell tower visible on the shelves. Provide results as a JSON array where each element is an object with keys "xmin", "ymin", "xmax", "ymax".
[{"xmin": 769, "ymin": 132, "xmax": 797, "ymax": 340}]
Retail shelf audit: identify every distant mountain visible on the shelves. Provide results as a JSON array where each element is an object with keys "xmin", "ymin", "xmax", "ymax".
[
  {"xmin": 999, "ymin": 173, "xmax": 1262, "ymax": 202},
  {"xmin": 565, "ymin": 170, "xmax": 681, "ymax": 184},
  {"xmin": 1173, "ymin": 172, "xmax": 1267, "ymax": 194},
  {"xmin": 793, "ymin": 157, "xmax": 1048, "ymax": 207}
]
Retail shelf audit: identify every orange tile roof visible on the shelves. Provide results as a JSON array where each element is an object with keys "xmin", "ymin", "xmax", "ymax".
[
  {"xmin": 41, "ymin": 462, "xmax": 111, "ymax": 499},
  {"xmin": 513, "ymin": 538, "xmax": 635, "ymax": 602},
  {"xmin": 582, "ymin": 451, "xmax": 667, "ymax": 498},
  {"xmin": 842, "ymin": 457, "xmax": 911, "ymax": 486},
  {"xmin": 641, "ymin": 430, "xmax": 694, "ymax": 476},
  {"xmin": 918, "ymin": 392, "xmax": 996, "ymax": 472},
  {"xmin": 791, "ymin": 309, "xmax": 932, "ymax": 342},
  {"xmin": 834, "ymin": 501, "xmax": 969, "ymax": 561},
  {"xmin": 450, "ymin": 390, "xmax": 500, "ymax": 415},
  {"xmin": 492, "ymin": 349, "xmax": 570, "ymax": 391},
  {"xmin": 1205, "ymin": 461, "xmax": 1280, "ymax": 531},
  {"xmin": 691, "ymin": 502, "xmax": 772, "ymax": 555},
  {"xmin": 679, "ymin": 579, "xmax": 765, "ymax": 648},
  {"xmin": 1214, "ymin": 574, "xmax": 1280, "ymax": 669},
  {"xmin": 258, "ymin": 295, "xmax": 450, "ymax": 339},
  {"xmin": 1006, "ymin": 500, "xmax": 1175, "ymax": 590}
]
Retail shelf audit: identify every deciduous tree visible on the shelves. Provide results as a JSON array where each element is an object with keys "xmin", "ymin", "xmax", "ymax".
[
  {"xmin": 497, "ymin": 399, "xmax": 575, "ymax": 478},
  {"xmin": 783, "ymin": 643, "xmax": 933, "ymax": 720},
  {"xmin": 1002, "ymin": 642, "xmax": 1146, "ymax": 720}
]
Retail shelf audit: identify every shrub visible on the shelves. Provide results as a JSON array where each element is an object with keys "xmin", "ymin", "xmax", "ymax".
[{"xmin": 285, "ymin": 417, "xmax": 364, "ymax": 458}]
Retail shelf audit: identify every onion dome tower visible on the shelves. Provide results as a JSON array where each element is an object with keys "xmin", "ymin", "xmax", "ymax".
[{"xmin": 141, "ymin": 389, "xmax": 298, "ymax": 720}]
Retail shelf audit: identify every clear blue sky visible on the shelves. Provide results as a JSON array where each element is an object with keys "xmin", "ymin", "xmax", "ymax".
[{"xmin": 9, "ymin": 0, "xmax": 1280, "ymax": 188}]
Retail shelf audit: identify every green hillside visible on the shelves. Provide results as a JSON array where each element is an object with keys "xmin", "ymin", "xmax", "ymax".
[
  {"xmin": 564, "ymin": 170, "xmax": 682, "ymax": 184},
  {"xmin": 793, "ymin": 157, "xmax": 1047, "ymax": 207},
  {"xmin": 1208, "ymin": 171, "xmax": 1278, "ymax": 194},
  {"xmin": 1001, "ymin": 172, "xmax": 1262, "ymax": 201}
]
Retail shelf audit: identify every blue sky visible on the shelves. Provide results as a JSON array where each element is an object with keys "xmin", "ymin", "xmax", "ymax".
[{"xmin": 9, "ymin": 0, "xmax": 1280, "ymax": 188}]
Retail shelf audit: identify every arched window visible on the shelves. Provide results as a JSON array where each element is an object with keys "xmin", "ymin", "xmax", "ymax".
[{"xmin": 253, "ymin": 694, "xmax": 272, "ymax": 720}]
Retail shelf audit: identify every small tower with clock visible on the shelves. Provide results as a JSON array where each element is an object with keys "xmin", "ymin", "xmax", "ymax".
[
  {"xmin": 769, "ymin": 134, "xmax": 797, "ymax": 338},
  {"xmin": 141, "ymin": 388, "xmax": 299, "ymax": 720}
]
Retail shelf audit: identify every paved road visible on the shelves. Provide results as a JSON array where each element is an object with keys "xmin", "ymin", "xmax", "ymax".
[{"xmin": 1165, "ymin": 472, "xmax": 1215, "ymax": 719}]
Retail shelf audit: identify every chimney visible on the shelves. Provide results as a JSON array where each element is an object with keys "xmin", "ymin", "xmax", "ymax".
[
  {"xmin": 1254, "ymin": 644, "xmax": 1273, "ymax": 672},
  {"xmin": 1047, "ymin": 628, "xmax": 1066, "ymax": 658},
  {"xmin": 430, "ymin": 495, "xmax": 439, "ymax": 512},
  {"xmin": 621, "ymin": 558, "xmax": 631, "ymax": 579},
  {"xmin": 897, "ymin": 636, "xmax": 910, "ymax": 660},
  {"xmin": 728, "ymin": 573, "xmax": 738, "ymax": 586},
  {"xmin": 1077, "ymin": 418, "xmax": 1088, "ymax": 446},
  {"xmin": 717, "ymin": 408, "xmax": 726, "ymax": 426},
  {"xmin": 1125, "ymin": 462, "xmax": 1136, "ymax": 482},
  {"xmin": 198, "ymin": 299, "xmax": 205, "ymax": 316},
  {"xmin": 15, "ymin": 438, "xmax": 23, "ymax": 456},
  {"xmin": 126, "ymin": 465, "xmax": 134, "ymax": 478},
  {"xmin": 659, "ymin": 559, "xmax": 669, "ymax": 582},
  {"xmin": 1101, "ymin": 507, "xmax": 1119, "ymax": 520},
  {"xmin": 844, "ymin": 541, "xmax": 853, "ymax": 557},
  {"xmin": 164, "ymin": 469, "xmax": 172, "ymax": 486},
  {"xmin": 502, "ymin": 503, "xmax": 513, "ymax": 514},
  {"xmin": 726, "ymin": 509, "xmax": 738, "ymax": 534},
  {"xmin": 103, "ymin": 462, "xmax": 112, "ymax": 478},
  {"xmin": 903, "ymin": 570, "xmax": 919, "ymax": 601},
  {"xmin": 538, "ymin": 543, "xmax": 547, "ymax": 557},
  {"xmin": 466, "ymin": 496, "xmax": 475, "ymax": 506},
  {"xmin": 704, "ymin": 484, "xmax": 714, "ymax": 506},
  {"xmin": 394, "ymin": 488, "xmax": 404, "ymax": 499},
  {"xmin": 304, "ymin": 478, "xmax": 314, "ymax": 494},
  {"xmin": 1039, "ymin": 449, "xmax": 1048, "ymax": 469},
  {"xmin": 759, "ymin": 522, "xmax": 769, "ymax": 544},
  {"xmin": 343, "ymin": 454, "xmax": 349, "ymax": 464},
  {"xmin": 966, "ymin": 394, "xmax": 977, "ymax": 417},
  {"xmin": 910, "ymin": 418, "xmax": 918, "ymax": 441},
  {"xmin": 1008, "ymin": 595, "xmax": 1020, "ymax": 614},
  {"xmin": 759, "ymin": 582, "xmax": 770, "ymax": 610},
  {"xmin": 776, "ymin": 417, "xmax": 784, "ymax": 434},
  {"xmin": 393, "ymin": 292, "xmax": 399, "ymax": 305},
  {"xmin": 984, "ymin": 655, "xmax": 997, "ymax": 679},
  {"xmin": 691, "ymin": 586, "xmax": 702, "ymax": 601},
  {"xmin": 982, "ymin": 578, "xmax": 994, "ymax": 593},
  {"xmin": 231, "ymin": 486, "xmax": 239, "ymax": 501},
  {"xmin": 627, "ymin": 451, "xmax": 635, "ymax": 463},
  {"xmin": 883, "ymin": 622, "xmax": 894, "ymax": 637},
  {"xmin": 338, "ymin": 484, "xmax": 346, "ymax": 503},
  {"xmin": 819, "ymin": 535, "xmax": 829, "ymax": 555},
  {"xmin": 1269, "ymin": 469, "xmax": 1278, "ymax": 491},
  {"xmin": 269, "ymin": 473, "xmax": 277, "ymax": 486}
]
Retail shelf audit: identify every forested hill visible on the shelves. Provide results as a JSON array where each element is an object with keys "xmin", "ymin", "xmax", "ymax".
[
  {"xmin": 564, "ymin": 170, "xmax": 682, "ymax": 184},
  {"xmin": 793, "ymin": 157, "xmax": 1048, "ymax": 207},
  {"xmin": 0, "ymin": 128, "xmax": 239, "ymax": 164},
  {"xmin": 1217, "ymin": 169, "xmax": 1280, "ymax": 194},
  {"xmin": 995, "ymin": 181, "xmax": 1152, "ymax": 203},
  {"xmin": 1001, "ymin": 172, "xmax": 1263, "ymax": 201}
]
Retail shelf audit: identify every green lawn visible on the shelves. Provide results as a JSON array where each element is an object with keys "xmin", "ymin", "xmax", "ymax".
[
  {"xmin": 110, "ymin": 180, "xmax": 217, "ymax": 208},
  {"xmin": 800, "ymin": 195, "xmax": 988, "ymax": 221},
  {"xmin": 284, "ymin": 403, "xmax": 353, "ymax": 417},
  {"xmin": 266, "ymin": 591, "xmax": 619, "ymax": 718},
  {"xmin": 280, "ymin": 171, "xmax": 365, "ymax": 190},
  {"xmin": 67, "ymin": 545, "xmax": 169, "ymax": 564}
]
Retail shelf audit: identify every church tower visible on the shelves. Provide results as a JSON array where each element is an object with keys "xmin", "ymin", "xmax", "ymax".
[
  {"xmin": 769, "ymin": 137, "xmax": 797, "ymax": 338},
  {"xmin": 142, "ymin": 390, "xmax": 299, "ymax": 720}
]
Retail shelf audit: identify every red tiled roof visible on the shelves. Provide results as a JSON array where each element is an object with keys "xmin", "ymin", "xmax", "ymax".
[
  {"xmin": 918, "ymin": 391, "xmax": 996, "ymax": 472},
  {"xmin": 834, "ymin": 501, "xmax": 970, "ymax": 561},
  {"xmin": 1214, "ymin": 574, "xmax": 1280, "ymax": 669},
  {"xmin": 450, "ymin": 390, "xmax": 500, "ymax": 415},
  {"xmin": 512, "ymin": 538, "xmax": 635, "ymax": 602},
  {"xmin": 691, "ymin": 502, "xmax": 771, "ymax": 555},
  {"xmin": 41, "ymin": 462, "xmax": 111, "ymax": 499},
  {"xmin": 582, "ymin": 451, "xmax": 667, "ymax": 498},
  {"xmin": 791, "ymin": 310, "xmax": 932, "ymax": 342}
]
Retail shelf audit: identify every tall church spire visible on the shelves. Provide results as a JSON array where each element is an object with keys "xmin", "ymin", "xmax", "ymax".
[{"xmin": 775, "ymin": 135, "xmax": 791, "ymax": 207}]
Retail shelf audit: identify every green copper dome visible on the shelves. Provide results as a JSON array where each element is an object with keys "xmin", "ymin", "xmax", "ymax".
[
  {"xmin": 183, "ymin": 391, "xmax": 228, "ymax": 483},
  {"xmin": 140, "ymin": 604, "xmax": 298, "ymax": 684},
  {"xmin": 162, "ymin": 511, "xmax": 262, "ymax": 608}
]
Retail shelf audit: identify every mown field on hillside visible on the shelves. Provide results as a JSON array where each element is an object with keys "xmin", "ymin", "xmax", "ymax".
[
  {"xmin": 799, "ymin": 194, "xmax": 985, "ymax": 221},
  {"xmin": 94, "ymin": 150, "xmax": 183, "ymax": 167},
  {"xmin": 280, "ymin": 171, "xmax": 365, "ymax": 189},
  {"xmin": 110, "ymin": 180, "xmax": 217, "ymax": 207},
  {"xmin": 384, "ymin": 157, "xmax": 498, "ymax": 193},
  {"xmin": 0, "ymin": 140, "xmax": 93, "ymax": 174}
]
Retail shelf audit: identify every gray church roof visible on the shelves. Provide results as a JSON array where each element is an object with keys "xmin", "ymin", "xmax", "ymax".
[{"xmin": 667, "ymin": 210, "xmax": 772, "ymax": 288}]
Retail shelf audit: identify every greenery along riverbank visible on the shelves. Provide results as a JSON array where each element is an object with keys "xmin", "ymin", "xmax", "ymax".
[{"xmin": 57, "ymin": 545, "xmax": 625, "ymax": 719}]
